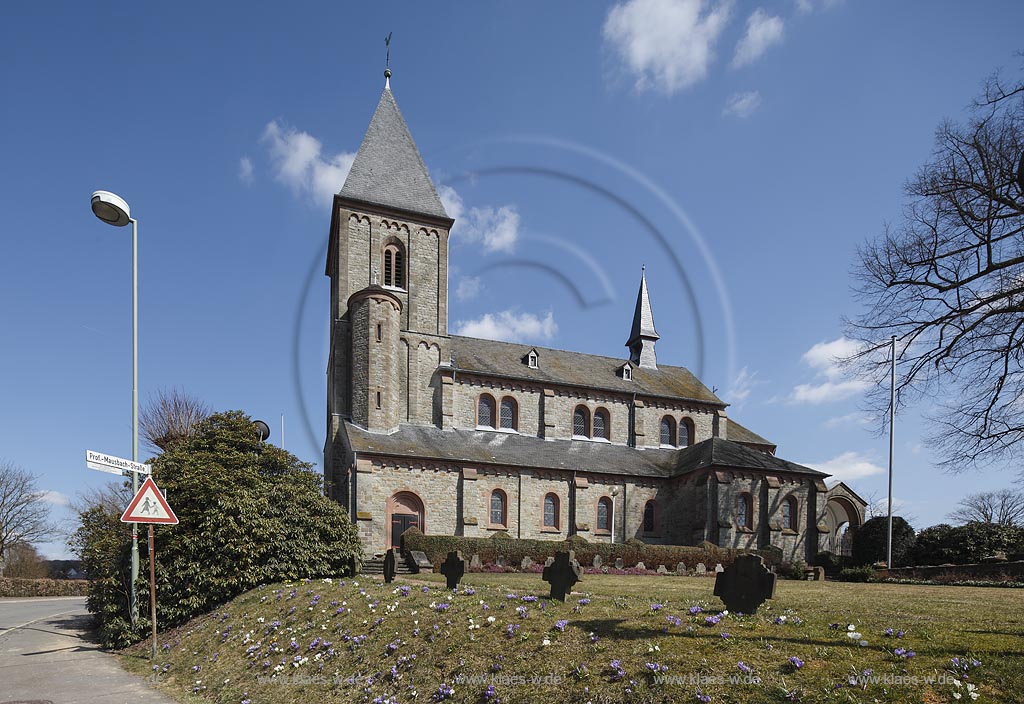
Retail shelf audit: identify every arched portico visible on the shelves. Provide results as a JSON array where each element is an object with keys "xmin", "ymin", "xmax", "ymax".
[
  {"xmin": 386, "ymin": 491, "xmax": 425, "ymax": 550},
  {"xmin": 822, "ymin": 496, "xmax": 861, "ymax": 556}
]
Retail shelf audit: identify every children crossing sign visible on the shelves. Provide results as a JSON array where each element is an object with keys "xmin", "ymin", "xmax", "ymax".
[{"xmin": 120, "ymin": 476, "xmax": 178, "ymax": 525}]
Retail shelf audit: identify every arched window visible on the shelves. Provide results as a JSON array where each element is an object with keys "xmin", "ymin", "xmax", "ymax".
[
  {"xmin": 597, "ymin": 496, "xmax": 612, "ymax": 533},
  {"xmin": 500, "ymin": 397, "xmax": 518, "ymax": 431},
  {"xmin": 573, "ymin": 406, "xmax": 590, "ymax": 438},
  {"xmin": 737, "ymin": 493, "xmax": 752, "ymax": 529},
  {"xmin": 643, "ymin": 500, "xmax": 656, "ymax": 533},
  {"xmin": 782, "ymin": 496, "xmax": 798, "ymax": 530},
  {"xmin": 490, "ymin": 489, "xmax": 507, "ymax": 527},
  {"xmin": 477, "ymin": 394, "xmax": 496, "ymax": 429},
  {"xmin": 660, "ymin": 416, "xmax": 676, "ymax": 446},
  {"xmin": 383, "ymin": 242, "xmax": 405, "ymax": 289},
  {"xmin": 680, "ymin": 418, "xmax": 695, "ymax": 447},
  {"xmin": 543, "ymin": 493, "xmax": 560, "ymax": 529},
  {"xmin": 593, "ymin": 408, "xmax": 610, "ymax": 440}
]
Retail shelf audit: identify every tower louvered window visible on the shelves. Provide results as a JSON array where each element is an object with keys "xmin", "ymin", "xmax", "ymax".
[{"xmin": 383, "ymin": 243, "xmax": 405, "ymax": 289}]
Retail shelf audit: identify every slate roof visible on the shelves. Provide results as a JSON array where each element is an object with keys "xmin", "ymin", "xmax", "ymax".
[
  {"xmin": 727, "ymin": 419, "xmax": 775, "ymax": 449},
  {"xmin": 339, "ymin": 88, "xmax": 449, "ymax": 219},
  {"xmin": 344, "ymin": 423, "xmax": 827, "ymax": 479},
  {"xmin": 626, "ymin": 270, "xmax": 659, "ymax": 346},
  {"xmin": 450, "ymin": 336, "xmax": 724, "ymax": 405}
]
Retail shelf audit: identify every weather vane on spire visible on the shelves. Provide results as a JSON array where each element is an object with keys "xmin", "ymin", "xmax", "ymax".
[{"xmin": 384, "ymin": 32, "xmax": 393, "ymax": 88}]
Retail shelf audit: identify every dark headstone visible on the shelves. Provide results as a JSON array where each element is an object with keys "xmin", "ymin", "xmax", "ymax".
[
  {"xmin": 614, "ymin": 557, "xmax": 624, "ymax": 570},
  {"xmin": 440, "ymin": 550, "xmax": 467, "ymax": 590},
  {"xmin": 408, "ymin": 550, "xmax": 433, "ymax": 573},
  {"xmin": 713, "ymin": 554, "xmax": 776, "ymax": 614},
  {"xmin": 383, "ymin": 549, "xmax": 397, "ymax": 584},
  {"xmin": 542, "ymin": 550, "xmax": 582, "ymax": 602}
]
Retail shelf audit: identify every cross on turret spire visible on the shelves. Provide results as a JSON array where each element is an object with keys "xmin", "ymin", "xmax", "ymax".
[{"xmin": 626, "ymin": 266, "xmax": 659, "ymax": 369}]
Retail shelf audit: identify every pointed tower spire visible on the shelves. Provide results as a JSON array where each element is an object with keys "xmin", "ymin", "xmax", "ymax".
[
  {"xmin": 339, "ymin": 82, "xmax": 449, "ymax": 219},
  {"xmin": 626, "ymin": 265, "xmax": 660, "ymax": 369}
]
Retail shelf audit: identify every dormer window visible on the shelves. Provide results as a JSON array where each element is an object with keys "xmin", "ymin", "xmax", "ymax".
[
  {"xmin": 620, "ymin": 363, "xmax": 633, "ymax": 381},
  {"xmin": 524, "ymin": 349, "xmax": 539, "ymax": 369}
]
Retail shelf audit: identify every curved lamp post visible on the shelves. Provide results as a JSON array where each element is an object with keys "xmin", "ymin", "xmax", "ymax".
[{"xmin": 90, "ymin": 190, "xmax": 140, "ymax": 626}]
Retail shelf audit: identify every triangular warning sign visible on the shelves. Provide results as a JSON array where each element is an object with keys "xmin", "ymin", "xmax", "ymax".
[{"xmin": 120, "ymin": 476, "xmax": 178, "ymax": 524}]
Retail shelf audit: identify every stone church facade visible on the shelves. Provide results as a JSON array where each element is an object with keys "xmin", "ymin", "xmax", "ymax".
[{"xmin": 324, "ymin": 78, "xmax": 866, "ymax": 561}]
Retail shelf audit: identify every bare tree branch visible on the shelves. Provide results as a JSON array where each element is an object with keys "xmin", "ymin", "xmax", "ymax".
[
  {"xmin": 0, "ymin": 460, "xmax": 53, "ymax": 563},
  {"xmin": 947, "ymin": 488, "xmax": 1024, "ymax": 526},
  {"xmin": 844, "ymin": 64, "xmax": 1024, "ymax": 472},
  {"xmin": 139, "ymin": 387, "xmax": 211, "ymax": 453}
]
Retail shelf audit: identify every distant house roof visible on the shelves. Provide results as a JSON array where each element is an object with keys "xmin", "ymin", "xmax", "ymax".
[
  {"xmin": 450, "ymin": 336, "xmax": 724, "ymax": 406},
  {"xmin": 344, "ymin": 423, "xmax": 827, "ymax": 480},
  {"xmin": 339, "ymin": 87, "xmax": 449, "ymax": 219},
  {"xmin": 727, "ymin": 419, "xmax": 776, "ymax": 450}
]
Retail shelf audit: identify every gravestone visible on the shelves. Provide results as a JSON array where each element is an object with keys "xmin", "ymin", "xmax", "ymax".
[
  {"xmin": 408, "ymin": 550, "xmax": 433, "ymax": 573},
  {"xmin": 695, "ymin": 563, "xmax": 707, "ymax": 575},
  {"xmin": 676, "ymin": 561, "xmax": 687, "ymax": 575},
  {"xmin": 812, "ymin": 566, "xmax": 826, "ymax": 581},
  {"xmin": 521, "ymin": 556, "xmax": 534, "ymax": 570},
  {"xmin": 495, "ymin": 555, "xmax": 507, "ymax": 568},
  {"xmin": 635, "ymin": 561, "xmax": 646, "ymax": 571},
  {"xmin": 470, "ymin": 553, "xmax": 482, "ymax": 570},
  {"xmin": 592, "ymin": 555, "xmax": 602, "ymax": 569},
  {"xmin": 713, "ymin": 554, "xmax": 776, "ymax": 614},
  {"xmin": 542, "ymin": 550, "xmax": 582, "ymax": 602},
  {"xmin": 440, "ymin": 550, "xmax": 468, "ymax": 590},
  {"xmin": 657, "ymin": 564, "xmax": 669, "ymax": 575},
  {"xmin": 614, "ymin": 557, "xmax": 624, "ymax": 570},
  {"xmin": 714, "ymin": 563, "xmax": 724, "ymax": 574},
  {"xmin": 383, "ymin": 549, "xmax": 397, "ymax": 584}
]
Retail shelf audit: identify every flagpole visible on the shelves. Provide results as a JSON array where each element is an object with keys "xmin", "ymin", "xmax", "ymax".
[
  {"xmin": 886, "ymin": 335, "xmax": 896, "ymax": 569},
  {"xmin": 149, "ymin": 525, "xmax": 157, "ymax": 660}
]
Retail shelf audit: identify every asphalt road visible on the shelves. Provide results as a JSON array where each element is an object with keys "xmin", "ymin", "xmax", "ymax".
[{"xmin": 0, "ymin": 597, "xmax": 175, "ymax": 704}]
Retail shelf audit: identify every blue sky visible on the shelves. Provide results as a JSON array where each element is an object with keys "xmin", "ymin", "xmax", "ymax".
[{"xmin": 2, "ymin": 1, "xmax": 1022, "ymax": 559}]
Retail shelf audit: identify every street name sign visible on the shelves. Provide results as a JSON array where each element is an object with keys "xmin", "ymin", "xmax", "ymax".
[
  {"xmin": 86, "ymin": 450, "xmax": 151, "ymax": 476},
  {"xmin": 120, "ymin": 476, "xmax": 178, "ymax": 524}
]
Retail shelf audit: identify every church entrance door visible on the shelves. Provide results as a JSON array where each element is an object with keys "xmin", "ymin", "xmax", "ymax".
[{"xmin": 386, "ymin": 491, "xmax": 425, "ymax": 551}]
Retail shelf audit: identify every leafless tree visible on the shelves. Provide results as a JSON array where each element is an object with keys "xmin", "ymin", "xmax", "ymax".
[
  {"xmin": 139, "ymin": 387, "xmax": 210, "ymax": 453},
  {"xmin": 0, "ymin": 461, "xmax": 52, "ymax": 564},
  {"xmin": 2, "ymin": 542, "xmax": 48, "ymax": 578},
  {"xmin": 948, "ymin": 488, "xmax": 1024, "ymax": 526},
  {"xmin": 844, "ymin": 63, "xmax": 1024, "ymax": 472}
]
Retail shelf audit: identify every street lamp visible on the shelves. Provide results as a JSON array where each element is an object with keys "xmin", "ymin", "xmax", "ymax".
[{"xmin": 91, "ymin": 190, "xmax": 140, "ymax": 627}]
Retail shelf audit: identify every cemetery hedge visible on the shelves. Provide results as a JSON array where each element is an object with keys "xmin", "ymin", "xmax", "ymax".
[
  {"xmin": 0, "ymin": 577, "xmax": 90, "ymax": 597},
  {"xmin": 402, "ymin": 529, "xmax": 772, "ymax": 573}
]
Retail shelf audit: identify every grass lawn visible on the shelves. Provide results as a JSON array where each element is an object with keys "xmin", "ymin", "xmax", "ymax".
[{"xmin": 121, "ymin": 571, "xmax": 1024, "ymax": 703}]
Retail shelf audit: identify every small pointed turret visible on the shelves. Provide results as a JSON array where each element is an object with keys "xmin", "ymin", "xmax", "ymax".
[{"xmin": 626, "ymin": 266, "xmax": 659, "ymax": 369}]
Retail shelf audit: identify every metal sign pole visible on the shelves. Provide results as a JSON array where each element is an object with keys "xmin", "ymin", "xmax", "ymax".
[{"xmin": 149, "ymin": 525, "xmax": 157, "ymax": 661}]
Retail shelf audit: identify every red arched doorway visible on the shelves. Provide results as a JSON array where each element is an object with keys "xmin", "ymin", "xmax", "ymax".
[{"xmin": 386, "ymin": 491, "xmax": 425, "ymax": 550}]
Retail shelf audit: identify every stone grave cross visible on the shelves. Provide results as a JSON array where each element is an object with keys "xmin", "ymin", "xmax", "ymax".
[
  {"xmin": 713, "ymin": 554, "xmax": 776, "ymax": 614},
  {"xmin": 542, "ymin": 550, "xmax": 582, "ymax": 601},
  {"xmin": 440, "ymin": 550, "xmax": 467, "ymax": 590}
]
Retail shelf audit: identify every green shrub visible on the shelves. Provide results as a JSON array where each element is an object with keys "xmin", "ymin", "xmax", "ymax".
[
  {"xmin": 838, "ymin": 566, "xmax": 875, "ymax": 582},
  {"xmin": 852, "ymin": 516, "xmax": 915, "ymax": 566},
  {"xmin": 776, "ymin": 560, "xmax": 807, "ymax": 580},
  {"xmin": 72, "ymin": 410, "xmax": 361, "ymax": 649},
  {"xmin": 812, "ymin": 551, "xmax": 841, "ymax": 570},
  {"xmin": 0, "ymin": 578, "xmax": 90, "ymax": 597}
]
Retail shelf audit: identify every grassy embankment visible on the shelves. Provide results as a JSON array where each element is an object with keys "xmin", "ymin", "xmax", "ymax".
[{"xmin": 121, "ymin": 571, "xmax": 1024, "ymax": 703}]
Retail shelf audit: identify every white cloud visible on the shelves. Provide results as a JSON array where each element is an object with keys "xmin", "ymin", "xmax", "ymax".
[
  {"xmin": 722, "ymin": 90, "xmax": 761, "ymax": 118},
  {"xmin": 732, "ymin": 9, "xmax": 784, "ymax": 68},
  {"xmin": 438, "ymin": 185, "xmax": 520, "ymax": 253},
  {"xmin": 39, "ymin": 490, "xmax": 70, "ymax": 507},
  {"xmin": 455, "ymin": 276, "xmax": 483, "ymax": 302},
  {"xmin": 822, "ymin": 412, "xmax": 870, "ymax": 429},
  {"xmin": 805, "ymin": 451, "xmax": 885, "ymax": 482},
  {"xmin": 238, "ymin": 156, "xmax": 254, "ymax": 185},
  {"xmin": 796, "ymin": 0, "xmax": 842, "ymax": 14},
  {"xmin": 789, "ymin": 336, "xmax": 870, "ymax": 404},
  {"xmin": 261, "ymin": 121, "xmax": 355, "ymax": 204},
  {"xmin": 455, "ymin": 310, "xmax": 557, "ymax": 343},
  {"xmin": 603, "ymin": 0, "xmax": 733, "ymax": 94},
  {"xmin": 728, "ymin": 366, "xmax": 760, "ymax": 405}
]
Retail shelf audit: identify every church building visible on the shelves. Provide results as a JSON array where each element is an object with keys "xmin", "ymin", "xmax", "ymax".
[{"xmin": 324, "ymin": 72, "xmax": 866, "ymax": 562}]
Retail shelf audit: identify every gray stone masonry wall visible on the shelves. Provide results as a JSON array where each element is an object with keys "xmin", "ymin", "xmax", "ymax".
[
  {"xmin": 462, "ymin": 469, "xmax": 522, "ymax": 538},
  {"xmin": 453, "ymin": 377, "xmax": 544, "ymax": 436}
]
